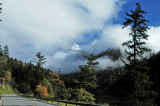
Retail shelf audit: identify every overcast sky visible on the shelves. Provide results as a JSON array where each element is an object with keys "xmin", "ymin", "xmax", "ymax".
[{"xmin": 0, "ymin": 0, "xmax": 160, "ymax": 73}]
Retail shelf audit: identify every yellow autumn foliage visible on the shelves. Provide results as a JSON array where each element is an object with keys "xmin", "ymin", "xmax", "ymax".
[{"xmin": 36, "ymin": 83, "xmax": 49, "ymax": 98}]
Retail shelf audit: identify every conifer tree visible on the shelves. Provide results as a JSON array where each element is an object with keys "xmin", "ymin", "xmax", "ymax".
[
  {"xmin": 122, "ymin": 3, "xmax": 157, "ymax": 106},
  {"xmin": 31, "ymin": 52, "xmax": 46, "ymax": 68},
  {"xmin": 0, "ymin": 45, "xmax": 3, "ymax": 56},
  {"xmin": 78, "ymin": 54, "xmax": 99, "ymax": 91},
  {"xmin": 3, "ymin": 45, "xmax": 9, "ymax": 57}
]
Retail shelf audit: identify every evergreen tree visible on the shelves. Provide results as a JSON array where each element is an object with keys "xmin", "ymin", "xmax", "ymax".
[
  {"xmin": 3, "ymin": 45, "xmax": 9, "ymax": 57},
  {"xmin": 0, "ymin": 45, "xmax": 3, "ymax": 56},
  {"xmin": 31, "ymin": 52, "xmax": 46, "ymax": 68},
  {"xmin": 78, "ymin": 54, "xmax": 99, "ymax": 91},
  {"xmin": 122, "ymin": 3, "xmax": 157, "ymax": 105}
]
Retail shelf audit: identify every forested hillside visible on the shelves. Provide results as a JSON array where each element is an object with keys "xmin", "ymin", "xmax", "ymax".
[
  {"xmin": 148, "ymin": 52, "xmax": 160, "ymax": 105},
  {"xmin": 0, "ymin": 44, "xmax": 160, "ymax": 105},
  {"xmin": 0, "ymin": 46, "xmax": 67, "ymax": 99},
  {"xmin": 60, "ymin": 52, "xmax": 160, "ymax": 105}
]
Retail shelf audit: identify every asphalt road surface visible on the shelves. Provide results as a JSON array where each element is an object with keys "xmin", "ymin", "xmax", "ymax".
[{"xmin": 2, "ymin": 94, "xmax": 57, "ymax": 106}]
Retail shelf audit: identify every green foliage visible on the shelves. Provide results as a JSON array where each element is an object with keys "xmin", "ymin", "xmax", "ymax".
[
  {"xmin": 0, "ymin": 56, "xmax": 7, "ymax": 68},
  {"xmin": 0, "ymin": 56, "xmax": 7, "ymax": 77},
  {"xmin": 148, "ymin": 52, "xmax": 160, "ymax": 105},
  {"xmin": 126, "ymin": 67, "xmax": 157, "ymax": 106},
  {"xmin": 122, "ymin": 3, "xmax": 150, "ymax": 70},
  {"xmin": 122, "ymin": 3, "xmax": 157, "ymax": 106},
  {"xmin": 4, "ymin": 71, "xmax": 12, "ymax": 83},
  {"xmin": 31, "ymin": 52, "xmax": 46, "ymax": 68},
  {"xmin": 60, "ymin": 72, "xmax": 80, "ymax": 89},
  {"xmin": 10, "ymin": 61, "xmax": 67, "ymax": 99},
  {"xmin": 95, "ymin": 67, "xmax": 126, "ymax": 103},
  {"xmin": 0, "ymin": 83, "xmax": 18, "ymax": 94},
  {"xmin": 0, "ymin": 45, "xmax": 3, "ymax": 56},
  {"xmin": 18, "ymin": 82, "xmax": 31, "ymax": 93},
  {"xmin": 0, "ymin": 54, "xmax": 12, "ymax": 90},
  {"xmin": 48, "ymin": 72, "xmax": 69, "ymax": 99},
  {"xmin": 41, "ymin": 78, "xmax": 54, "ymax": 97},
  {"xmin": 36, "ymin": 83, "xmax": 49, "ymax": 98},
  {"xmin": 78, "ymin": 54, "xmax": 99, "ymax": 90},
  {"xmin": 3, "ymin": 45, "xmax": 9, "ymax": 57},
  {"xmin": 50, "ymin": 79, "xmax": 66, "ymax": 99},
  {"xmin": 68, "ymin": 88, "xmax": 95, "ymax": 104}
]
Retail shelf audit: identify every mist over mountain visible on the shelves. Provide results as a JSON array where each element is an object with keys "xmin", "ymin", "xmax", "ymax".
[{"xmin": 97, "ymin": 48, "xmax": 122, "ymax": 61}]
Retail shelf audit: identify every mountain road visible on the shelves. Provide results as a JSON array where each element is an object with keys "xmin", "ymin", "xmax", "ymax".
[{"xmin": 2, "ymin": 94, "xmax": 57, "ymax": 106}]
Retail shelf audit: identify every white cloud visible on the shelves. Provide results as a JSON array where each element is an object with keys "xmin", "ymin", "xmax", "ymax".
[
  {"xmin": 100, "ymin": 24, "xmax": 130, "ymax": 49},
  {"xmin": 147, "ymin": 27, "xmax": 160, "ymax": 53},
  {"xmin": 45, "ymin": 50, "xmax": 87, "ymax": 73},
  {"xmin": 54, "ymin": 51, "xmax": 69, "ymax": 59},
  {"xmin": 97, "ymin": 57, "xmax": 124, "ymax": 70},
  {"xmin": 72, "ymin": 43, "xmax": 81, "ymax": 51},
  {"xmin": 80, "ymin": 24, "xmax": 130, "ymax": 55},
  {"xmin": 91, "ymin": 39, "xmax": 98, "ymax": 45},
  {"xmin": 0, "ymin": 0, "xmax": 136, "ymax": 73},
  {"xmin": 97, "ymin": 25, "xmax": 160, "ymax": 56},
  {"xmin": 1, "ymin": 0, "xmax": 123, "ymax": 46}
]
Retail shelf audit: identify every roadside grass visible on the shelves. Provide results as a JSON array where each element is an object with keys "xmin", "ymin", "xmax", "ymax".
[
  {"xmin": 99, "ymin": 104, "xmax": 109, "ymax": 106},
  {"xmin": 22, "ymin": 95, "xmax": 109, "ymax": 106},
  {"xmin": 47, "ymin": 100, "xmax": 76, "ymax": 106},
  {"xmin": 45, "ymin": 100, "xmax": 108, "ymax": 106},
  {"xmin": 0, "ymin": 83, "xmax": 18, "ymax": 94},
  {"xmin": 28, "ymin": 97, "xmax": 84, "ymax": 106}
]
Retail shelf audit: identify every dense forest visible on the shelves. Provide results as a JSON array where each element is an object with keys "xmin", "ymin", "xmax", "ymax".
[{"xmin": 0, "ymin": 2, "xmax": 160, "ymax": 106}]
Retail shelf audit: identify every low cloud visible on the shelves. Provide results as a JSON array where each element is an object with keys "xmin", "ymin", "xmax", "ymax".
[
  {"xmin": 97, "ymin": 57, "xmax": 124, "ymax": 70},
  {"xmin": 80, "ymin": 25, "xmax": 160, "ymax": 70}
]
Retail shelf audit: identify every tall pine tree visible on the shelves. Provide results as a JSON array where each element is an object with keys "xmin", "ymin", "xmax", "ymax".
[
  {"xmin": 0, "ymin": 45, "xmax": 3, "ymax": 56},
  {"xmin": 31, "ymin": 52, "xmax": 46, "ymax": 68},
  {"xmin": 3, "ymin": 45, "xmax": 9, "ymax": 57},
  {"xmin": 122, "ymin": 3, "xmax": 157, "ymax": 106},
  {"xmin": 78, "ymin": 54, "xmax": 99, "ymax": 91}
]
